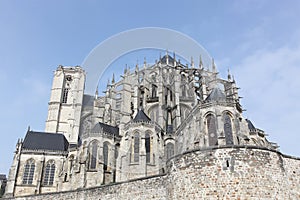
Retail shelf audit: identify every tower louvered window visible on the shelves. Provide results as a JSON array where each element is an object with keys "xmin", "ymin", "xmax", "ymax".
[
  {"xmin": 43, "ymin": 160, "xmax": 55, "ymax": 186},
  {"xmin": 62, "ymin": 88, "xmax": 69, "ymax": 103},
  {"xmin": 224, "ymin": 113, "xmax": 234, "ymax": 145},
  {"xmin": 207, "ymin": 114, "xmax": 218, "ymax": 146},
  {"xmin": 22, "ymin": 159, "xmax": 35, "ymax": 185}
]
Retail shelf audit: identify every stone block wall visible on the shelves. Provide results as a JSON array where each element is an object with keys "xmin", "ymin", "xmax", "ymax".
[
  {"xmin": 166, "ymin": 146, "xmax": 300, "ymax": 199},
  {"xmin": 4, "ymin": 146, "xmax": 300, "ymax": 200}
]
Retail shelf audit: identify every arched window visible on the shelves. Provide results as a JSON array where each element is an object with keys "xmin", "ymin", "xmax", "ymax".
[
  {"xmin": 90, "ymin": 141, "xmax": 98, "ymax": 169},
  {"xmin": 43, "ymin": 160, "xmax": 55, "ymax": 186},
  {"xmin": 103, "ymin": 142, "xmax": 109, "ymax": 171},
  {"xmin": 206, "ymin": 114, "xmax": 218, "ymax": 146},
  {"xmin": 151, "ymin": 84, "xmax": 157, "ymax": 98},
  {"xmin": 166, "ymin": 143, "xmax": 174, "ymax": 160},
  {"xmin": 134, "ymin": 133, "xmax": 139, "ymax": 162},
  {"xmin": 224, "ymin": 113, "xmax": 234, "ymax": 145},
  {"xmin": 145, "ymin": 133, "xmax": 151, "ymax": 163},
  {"xmin": 22, "ymin": 159, "xmax": 35, "ymax": 185}
]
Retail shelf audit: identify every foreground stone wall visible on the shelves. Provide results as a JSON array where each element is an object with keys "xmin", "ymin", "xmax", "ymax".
[
  {"xmin": 4, "ymin": 146, "xmax": 300, "ymax": 200},
  {"xmin": 166, "ymin": 146, "xmax": 300, "ymax": 199}
]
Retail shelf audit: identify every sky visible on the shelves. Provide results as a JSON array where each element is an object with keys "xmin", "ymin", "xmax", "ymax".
[{"xmin": 1, "ymin": 0, "xmax": 300, "ymax": 175}]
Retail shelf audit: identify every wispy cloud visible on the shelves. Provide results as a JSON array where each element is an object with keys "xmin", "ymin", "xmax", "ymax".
[{"xmin": 233, "ymin": 43, "xmax": 300, "ymax": 155}]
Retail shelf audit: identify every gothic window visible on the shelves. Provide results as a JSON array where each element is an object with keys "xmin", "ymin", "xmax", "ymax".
[
  {"xmin": 22, "ymin": 159, "xmax": 35, "ymax": 185},
  {"xmin": 134, "ymin": 133, "xmax": 139, "ymax": 162},
  {"xmin": 166, "ymin": 143, "xmax": 174, "ymax": 160},
  {"xmin": 90, "ymin": 141, "xmax": 98, "ymax": 169},
  {"xmin": 139, "ymin": 87, "xmax": 144, "ymax": 107},
  {"xmin": 206, "ymin": 114, "xmax": 218, "ymax": 146},
  {"xmin": 224, "ymin": 113, "xmax": 234, "ymax": 145},
  {"xmin": 151, "ymin": 84, "xmax": 157, "ymax": 98},
  {"xmin": 182, "ymin": 84, "xmax": 187, "ymax": 97},
  {"xmin": 145, "ymin": 133, "xmax": 151, "ymax": 163},
  {"xmin": 43, "ymin": 160, "xmax": 55, "ymax": 186},
  {"xmin": 103, "ymin": 142, "xmax": 109, "ymax": 171},
  {"xmin": 62, "ymin": 88, "xmax": 69, "ymax": 103}
]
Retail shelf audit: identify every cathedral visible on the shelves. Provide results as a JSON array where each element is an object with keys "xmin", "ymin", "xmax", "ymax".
[{"xmin": 4, "ymin": 53, "xmax": 300, "ymax": 199}]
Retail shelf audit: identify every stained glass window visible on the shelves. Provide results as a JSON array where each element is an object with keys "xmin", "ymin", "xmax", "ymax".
[
  {"xmin": 207, "ymin": 114, "xmax": 218, "ymax": 146},
  {"xmin": 134, "ymin": 133, "xmax": 139, "ymax": 162},
  {"xmin": 224, "ymin": 113, "xmax": 234, "ymax": 145},
  {"xmin": 145, "ymin": 133, "xmax": 151, "ymax": 163},
  {"xmin": 90, "ymin": 141, "xmax": 98, "ymax": 169},
  {"xmin": 103, "ymin": 142, "xmax": 109, "ymax": 171},
  {"xmin": 166, "ymin": 143, "xmax": 174, "ymax": 160}
]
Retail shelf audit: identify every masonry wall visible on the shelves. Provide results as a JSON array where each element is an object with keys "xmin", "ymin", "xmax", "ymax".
[
  {"xmin": 4, "ymin": 146, "xmax": 300, "ymax": 200},
  {"xmin": 166, "ymin": 146, "xmax": 300, "ymax": 199}
]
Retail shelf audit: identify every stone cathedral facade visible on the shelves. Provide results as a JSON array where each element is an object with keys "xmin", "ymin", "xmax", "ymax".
[{"xmin": 4, "ymin": 54, "xmax": 300, "ymax": 199}]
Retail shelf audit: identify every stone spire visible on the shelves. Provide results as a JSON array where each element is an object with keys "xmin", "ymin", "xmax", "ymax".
[
  {"xmin": 95, "ymin": 85, "xmax": 99, "ymax": 98},
  {"xmin": 144, "ymin": 57, "xmax": 147, "ymax": 69},
  {"xmin": 191, "ymin": 56, "xmax": 194, "ymax": 67},
  {"xmin": 112, "ymin": 73, "xmax": 115, "ymax": 84},
  {"xmin": 212, "ymin": 58, "xmax": 216, "ymax": 72},
  {"xmin": 199, "ymin": 55, "xmax": 203, "ymax": 69},
  {"xmin": 173, "ymin": 52, "xmax": 176, "ymax": 66},
  {"xmin": 166, "ymin": 50, "xmax": 169, "ymax": 65},
  {"xmin": 227, "ymin": 69, "xmax": 232, "ymax": 81}
]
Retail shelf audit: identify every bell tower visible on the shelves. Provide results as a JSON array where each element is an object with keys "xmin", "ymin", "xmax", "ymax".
[{"xmin": 45, "ymin": 66, "xmax": 85, "ymax": 145}]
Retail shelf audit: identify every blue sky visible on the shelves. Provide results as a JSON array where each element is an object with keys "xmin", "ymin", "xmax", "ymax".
[{"xmin": 1, "ymin": 0, "xmax": 300, "ymax": 174}]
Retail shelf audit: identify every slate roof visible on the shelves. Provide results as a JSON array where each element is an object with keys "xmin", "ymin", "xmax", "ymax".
[
  {"xmin": 91, "ymin": 122, "xmax": 119, "ymax": 136},
  {"xmin": 133, "ymin": 109, "xmax": 151, "ymax": 122},
  {"xmin": 205, "ymin": 87, "xmax": 226, "ymax": 102},
  {"xmin": 160, "ymin": 55, "xmax": 175, "ymax": 64},
  {"xmin": 0, "ymin": 174, "xmax": 6, "ymax": 180},
  {"xmin": 22, "ymin": 131, "xmax": 69, "ymax": 151},
  {"xmin": 246, "ymin": 119, "xmax": 256, "ymax": 131},
  {"xmin": 83, "ymin": 94, "xmax": 94, "ymax": 107}
]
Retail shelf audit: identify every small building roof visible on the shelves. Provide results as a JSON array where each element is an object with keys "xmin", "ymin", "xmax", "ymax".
[
  {"xmin": 22, "ymin": 131, "xmax": 69, "ymax": 151},
  {"xmin": 133, "ymin": 109, "xmax": 151, "ymax": 122},
  {"xmin": 91, "ymin": 122, "xmax": 119, "ymax": 136},
  {"xmin": 0, "ymin": 174, "xmax": 6, "ymax": 180},
  {"xmin": 205, "ymin": 87, "xmax": 226, "ymax": 102},
  {"xmin": 246, "ymin": 119, "xmax": 256, "ymax": 131},
  {"xmin": 160, "ymin": 55, "xmax": 175, "ymax": 64}
]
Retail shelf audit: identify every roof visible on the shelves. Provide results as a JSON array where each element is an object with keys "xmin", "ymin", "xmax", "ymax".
[
  {"xmin": 0, "ymin": 174, "xmax": 6, "ymax": 180},
  {"xmin": 205, "ymin": 87, "xmax": 226, "ymax": 102},
  {"xmin": 246, "ymin": 119, "xmax": 256, "ymax": 131},
  {"xmin": 160, "ymin": 55, "xmax": 175, "ymax": 64},
  {"xmin": 22, "ymin": 131, "xmax": 69, "ymax": 151},
  {"xmin": 133, "ymin": 109, "xmax": 151, "ymax": 122},
  {"xmin": 83, "ymin": 94, "xmax": 94, "ymax": 107},
  {"xmin": 91, "ymin": 122, "xmax": 119, "ymax": 136}
]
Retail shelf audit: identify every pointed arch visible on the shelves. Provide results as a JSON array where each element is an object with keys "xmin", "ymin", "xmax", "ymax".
[
  {"xmin": 22, "ymin": 159, "xmax": 35, "ymax": 185},
  {"xmin": 43, "ymin": 160, "xmax": 56, "ymax": 186},
  {"xmin": 206, "ymin": 114, "xmax": 218, "ymax": 146},
  {"xmin": 223, "ymin": 112, "xmax": 234, "ymax": 145}
]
